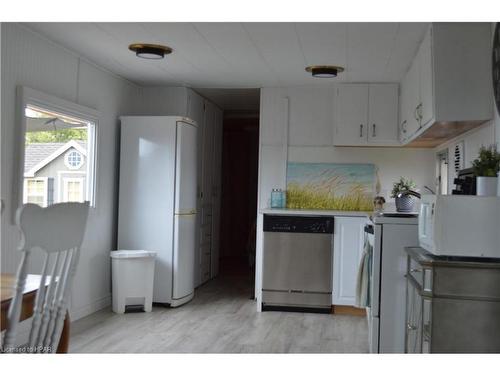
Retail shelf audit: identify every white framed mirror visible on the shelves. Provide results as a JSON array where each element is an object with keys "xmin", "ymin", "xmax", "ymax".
[{"xmin": 12, "ymin": 86, "xmax": 99, "ymax": 222}]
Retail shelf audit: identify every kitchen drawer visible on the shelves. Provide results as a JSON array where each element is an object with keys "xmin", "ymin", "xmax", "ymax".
[
  {"xmin": 201, "ymin": 206, "xmax": 213, "ymax": 225},
  {"xmin": 407, "ymin": 256, "xmax": 433, "ymax": 294},
  {"xmin": 200, "ymin": 243, "xmax": 211, "ymax": 258},
  {"xmin": 201, "ymin": 259, "xmax": 211, "ymax": 282},
  {"xmin": 199, "ymin": 227, "xmax": 212, "ymax": 245},
  {"xmin": 433, "ymin": 267, "xmax": 500, "ymax": 299}
]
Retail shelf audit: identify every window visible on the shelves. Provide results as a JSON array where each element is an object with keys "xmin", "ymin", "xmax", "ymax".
[
  {"xmin": 16, "ymin": 87, "xmax": 98, "ymax": 213},
  {"xmin": 62, "ymin": 177, "xmax": 84, "ymax": 203},
  {"xmin": 436, "ymin": 150, "xmax": 449, "ymax": 195},
  {"xmin": 24, "ymin": 178, "xmax": 47, "ymax": 206},
  {"xmin": 65, "ymin": 150, "xmax": 83, "ymax": 169}
]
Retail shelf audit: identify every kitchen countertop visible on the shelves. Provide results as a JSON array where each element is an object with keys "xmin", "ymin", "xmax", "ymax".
[
  {"xmin": 405, "ymin": 246, "xmax": 500, "ymax": 269},
  {"xmin": 260, "ymin": 208, "xmax": 420, "ymax": 224},
  {"xmin": 259, "ymin": 208, "xmax": 371, "ymax": 217}
]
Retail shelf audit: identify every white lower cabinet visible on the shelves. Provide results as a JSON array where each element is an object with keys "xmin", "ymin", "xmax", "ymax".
[{"xmin": 332, "ymin": 216, "xmax": 367, "ymax": 306}]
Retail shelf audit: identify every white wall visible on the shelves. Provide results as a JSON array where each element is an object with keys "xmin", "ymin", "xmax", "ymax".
[
  {"xmin": 258, "ymin": 87, "xmax": 436, "ymax": 210},
  {"xmin": 1, "ymin": 23, "xmax": 142, "ymax": 320}
]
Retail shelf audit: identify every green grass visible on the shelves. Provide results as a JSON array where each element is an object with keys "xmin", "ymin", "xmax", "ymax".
[{"xmin": 286, "ymin": 182, "xmax": 373, "ymax": 211}]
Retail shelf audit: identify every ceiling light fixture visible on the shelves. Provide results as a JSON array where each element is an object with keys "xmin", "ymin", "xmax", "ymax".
[
  {"xmin": 305, "ymin": 65, "xmax": 345, "ymax": 78},
  {"xmin": 128, "ymin": 43, "xmax": 173, "ymax": 60}
]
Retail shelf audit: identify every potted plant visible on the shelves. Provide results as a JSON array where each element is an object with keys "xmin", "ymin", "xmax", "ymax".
[
  {"xmin": 391, "ymin": 177, "xmax": 417, "ymax": 212},
  {"xmin": 472, "ymin": 145, "xmax": 500, "ymax": 196}
]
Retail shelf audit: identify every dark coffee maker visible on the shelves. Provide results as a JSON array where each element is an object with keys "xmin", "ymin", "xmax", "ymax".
[{"xmin": 452, "ymin": 168, "xmax": 476, "ymax": 195}]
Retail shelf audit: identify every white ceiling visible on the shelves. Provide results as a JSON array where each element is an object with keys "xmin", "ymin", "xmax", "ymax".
[{"xmin": 24, "ymin": 22, "xmax": 429, "ymax": 89}]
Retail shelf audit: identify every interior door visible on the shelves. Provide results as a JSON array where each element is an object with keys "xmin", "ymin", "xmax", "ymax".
[
  {"xmin": 334, "ymin": 84, "xmax": 369, "ymax": 146},
  {"xmin": 368, "ymin": 84, "xmax": 399, "ymax": 145},
  {"xmin": 172, "ymin": 214, "xmax": 196, "ymax": 300},
  {"xmin": 175, "ymin": 121, "xmax": 197, "ymax": 214}
]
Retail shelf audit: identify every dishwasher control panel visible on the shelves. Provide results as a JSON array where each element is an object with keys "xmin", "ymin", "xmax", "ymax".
[{"xmin": 263, "ymin": 215, "xmax": 334, "ymax": 233}]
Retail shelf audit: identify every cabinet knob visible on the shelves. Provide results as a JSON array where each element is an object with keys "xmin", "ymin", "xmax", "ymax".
[
  {"xmin": 401, "ymin": 120, "xmax": 407, "ymax": 133},
  {"xmin": 359, "ymin": 124, "xmax": 364, "ymax": 137},
  {"xmin": 372, "ymin": 124, "xmax": 376, "ymax": 137}
]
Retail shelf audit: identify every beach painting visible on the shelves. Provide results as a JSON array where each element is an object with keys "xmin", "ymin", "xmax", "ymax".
[{"xmin": 286, "ymin": 162, "xmax": 376, "ymax": 211}]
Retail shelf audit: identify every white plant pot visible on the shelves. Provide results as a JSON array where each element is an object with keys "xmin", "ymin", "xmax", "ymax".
[{"xmin": 476, "ymin": 176, "xmax": 498, "ymax": 197}]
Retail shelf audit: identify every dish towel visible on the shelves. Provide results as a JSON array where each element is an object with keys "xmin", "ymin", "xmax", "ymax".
[{"xmin": 355, "ymin": 236, "xmax": 372, "ymax": 308}]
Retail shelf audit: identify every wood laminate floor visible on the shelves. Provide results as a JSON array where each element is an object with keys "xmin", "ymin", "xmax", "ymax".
[{"xmin": 69, "ymin": 276, "xmax": 369, "ymax": 353}]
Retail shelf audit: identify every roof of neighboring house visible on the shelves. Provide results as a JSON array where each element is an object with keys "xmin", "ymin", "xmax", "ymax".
[{"xmin": 24, "ymin": 140, "xmax": 87, "ymax": 175}]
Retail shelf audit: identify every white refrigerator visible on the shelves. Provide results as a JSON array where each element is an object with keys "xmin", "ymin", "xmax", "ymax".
[{"xmin": 117, "ymin": 116, "xmax": 197, "ymax": 307}]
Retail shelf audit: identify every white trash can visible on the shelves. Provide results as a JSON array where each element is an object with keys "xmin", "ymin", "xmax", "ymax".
[{"xmin": 111, "ymin": 250, "xmax": 156, "ymax": 313}]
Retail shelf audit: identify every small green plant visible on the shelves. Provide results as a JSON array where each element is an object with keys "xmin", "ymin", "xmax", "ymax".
[
  {"xmin": 391, "ymin": 177, "xmax": 416, "ymax": 198},
  {"xmin": 471, "ymin": 145, "xmax": 500, "ymax": 177}
]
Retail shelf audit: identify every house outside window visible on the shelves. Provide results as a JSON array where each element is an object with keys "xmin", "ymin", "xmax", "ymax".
[
  {"xmin": 22, "ymin": 104, "xmax": 97, "ymax": 207},
  {"xmin": 65, "ymin": 150, "xmax": 83, "ymax": 169},
  {"xmin": 63, "ymin": 177, "xmax": 84, "ymax": 202},
  {"xmin": 24, "ymin": 178, "xmax": 47, "ymax": 206}
]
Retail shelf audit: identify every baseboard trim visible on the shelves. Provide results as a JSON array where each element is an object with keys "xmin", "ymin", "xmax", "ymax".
[
  {"xmin": 332, "ymin": 305, "xmax": 366, "ymax": 316},
  {"xmin": 70, "ymin": 294, "xmax": 111, "ymax": 321}
]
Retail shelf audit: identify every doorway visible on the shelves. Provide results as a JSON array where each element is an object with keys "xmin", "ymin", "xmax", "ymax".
[{"xmin": 219, "ymin": 113, "xmax": 259, "ymax": 280}]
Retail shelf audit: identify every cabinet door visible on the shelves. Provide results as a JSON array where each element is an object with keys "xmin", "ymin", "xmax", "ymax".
[
  {"xmin": 334, "ymin": 84, "xmax": 369, "ymax": 146},
  {"xmin": 418, "ymin": 27, "xmax": 434, "ymax": 127},
  {"xmin": 332, "ymin": 217, "xmax": 366, "ymax": 306},
  {"xmin": 367, "ymin": 84, "xmax": 399, "ymax": 145},
  {"xmin": 399, "ymin": 72, "xmax": 411, "ymax": 143},
  {"xmin": 404, "ymin": 60, "xmax": 421, "ymax": 139},
  {"xmin": 201, "ymin": 101, "xmax": 215, "ymax": 204},
  {"xmin": 187, "ymin": 91, "xmax": 205, "ymax": 287}
]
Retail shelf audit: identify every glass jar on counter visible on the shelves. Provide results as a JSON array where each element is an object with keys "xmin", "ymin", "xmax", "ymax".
[{"xmin": 271, "ymin": 189, "xmax": 286, "ymax": 208}]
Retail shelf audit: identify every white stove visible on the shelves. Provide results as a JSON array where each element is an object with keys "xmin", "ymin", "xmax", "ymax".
[{"xmin": 365, "ymin": 212, "xmax": 419, "ymax": 353}]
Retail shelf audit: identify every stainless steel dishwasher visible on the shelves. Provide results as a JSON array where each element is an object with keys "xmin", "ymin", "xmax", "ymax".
[{"xmin": 262, "ymin": 215, "xmax": 334, "ymax": 313}]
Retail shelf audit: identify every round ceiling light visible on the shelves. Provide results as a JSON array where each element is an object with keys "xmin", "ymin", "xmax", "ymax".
[
  {"xmin": 128, "ymin": 43, "xmax": 173, "ymax": 60},
  {"xmin": 305, "ymin": 65, "xmax": 345, "ymax": 78}
]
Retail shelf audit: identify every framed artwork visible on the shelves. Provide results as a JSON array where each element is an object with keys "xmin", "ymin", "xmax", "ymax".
[{"xmin": 286, "ymin": 162, "xmax": 376, "ymax": 211}]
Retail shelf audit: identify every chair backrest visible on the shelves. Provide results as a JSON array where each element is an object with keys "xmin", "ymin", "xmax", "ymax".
[{"xmin": 3, "ymin": 202, "xmax": 89, "ymax": 353}]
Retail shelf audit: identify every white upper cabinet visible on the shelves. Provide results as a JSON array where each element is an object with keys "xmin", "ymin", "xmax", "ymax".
[
  {"xmin": 399, "ymin": 23, "xmax": 492, "ymax": 146},
  {"xmin": 334, "ymin": 83, "xmax": 399, "ymax": 146},
  {"xmin": 334, "ymin": 84, "xmax": 369, "ymax": 146},
  {"xmin": 418, "ymin": 29, "xmax": 434, "ymax": 127},
  {"xmin": 401, "ymin": 60, "xmax": 421, "ymax": 140},
  {"xmin": 368, "ymin": 84, "xmax": 399, "ymax": 145}
]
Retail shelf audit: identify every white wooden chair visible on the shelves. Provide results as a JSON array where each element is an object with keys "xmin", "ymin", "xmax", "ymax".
[{"xmin": 2, "ymin": 202, "xmax": 89, "ymax": 353}]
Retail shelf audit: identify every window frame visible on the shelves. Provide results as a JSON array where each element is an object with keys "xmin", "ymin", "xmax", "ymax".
[
  {"xmin": 23, "ymin": 177, "xmax": 49, "ymax": 207},
  {"xmin": 14, "ymin": 86, "xmax": 99, "ymax": 223}
]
